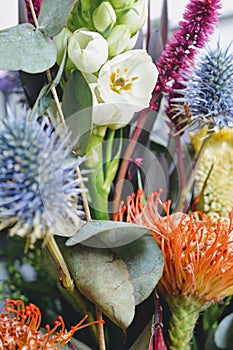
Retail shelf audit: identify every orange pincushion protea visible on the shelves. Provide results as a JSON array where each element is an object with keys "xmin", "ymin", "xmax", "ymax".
[
  {"xmin": 117, "ymin": 189, "xmax": 233, "ymax": 304},
  {"xmin": 117, "ymin": 190, "xmax": 233, "ymax": 349},
  {"xmin": 0, "ymin": 299, "xmax": 103, "ymax": 350}
]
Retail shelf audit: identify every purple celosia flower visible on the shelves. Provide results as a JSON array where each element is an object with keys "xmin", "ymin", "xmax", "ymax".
[
  {"xmin": 150, "ymin": 0, "xmax": 222, "ymax": 129},
  {"xmin": 25, "ymin": 0, "xmax": 42, "ymax": 25}
]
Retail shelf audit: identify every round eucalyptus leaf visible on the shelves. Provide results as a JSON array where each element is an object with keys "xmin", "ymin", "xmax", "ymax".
[
  {"xmin": 214, "ymin": 313, "xmax": 233, "ymax": 349},
  {"xmin": 60, "ymin": 242, "xmax": 135, "ymax": 329},
  {"xmin": 66, "ymin": 220, "xmax": 150, "ymax": 248},
  {"xmin": 0, "ymin": 24, "xmax": 57, "ymax": 73},
  {"xmin": 38, "ymin": 0, "xmax": 77, "ymax": 37},
  {"xmin": 114, "ymin": 234, "xmax": 163, "ymax": 305}
]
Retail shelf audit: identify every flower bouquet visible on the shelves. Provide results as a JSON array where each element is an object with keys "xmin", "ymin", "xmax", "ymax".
[{"xmin": 0, "ymin": 0, "xmax": 233, "ymax": 349}]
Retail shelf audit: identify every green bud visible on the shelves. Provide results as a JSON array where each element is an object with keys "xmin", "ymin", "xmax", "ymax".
[
  {"xmin": 109, "ymin": 0, "xmax": 134, "ymax": 9},
  {"xmin": 106, "ymin": 25, "xmax": 131, "ymax": 57},
  {"xmin": 93, "ymin": 2, "xmax": 116, "ymax": 36},
  {"xmin": 117, "ymin": 0, "xmax": 147, "ymax": 35}
]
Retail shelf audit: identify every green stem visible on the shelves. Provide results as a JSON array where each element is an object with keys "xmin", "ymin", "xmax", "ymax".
[
  {"xmin": 86, "ymin": 170, "xmax": 110, "ymax": 220},
  {"xmin": 166, "ymin": 296, "xmax": 203, "ymax": 350}
]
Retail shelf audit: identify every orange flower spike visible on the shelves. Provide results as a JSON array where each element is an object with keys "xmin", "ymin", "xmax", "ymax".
[
  {"xmin": 0, "ymin": 299, "xmax": 104, "ymax": 350},
  {"xmin": 117, "ymin": 191, "xmax": 233, "ymax": 350}
]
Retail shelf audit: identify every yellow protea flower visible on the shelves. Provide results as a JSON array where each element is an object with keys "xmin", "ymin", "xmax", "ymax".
[{"xmin": 191, "ymin": 127, "xmax": 233, "ymax": 215}]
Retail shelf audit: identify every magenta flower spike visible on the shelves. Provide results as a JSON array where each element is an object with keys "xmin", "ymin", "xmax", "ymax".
[{"xmin": 150, "ymin": 0, "xmax": 222, "ymax": 126}]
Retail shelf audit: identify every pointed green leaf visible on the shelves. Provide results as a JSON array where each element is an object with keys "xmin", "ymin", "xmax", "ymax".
[
  {"xmin": 60, "ymin": 243, "xmax": 135, "ymax": 329},
  {"xmin": 114, "ymin": 234, "xmax": 163, "ymax": 305},
  {"xmin": 38, "ymin": 0, "xmax": 77, "ymax": 36},
  {"xmin": 29, "ymin": 84, "xmax": 51, "ymax": 121},
  {"xmin": 0, "ymin": 24, "xmax": 57, "ymax": 73},
  {"xmin": 66, "ymin": 220, "xmax": 150, "ymax": 248},
  {"xmin": 62, "ymin": 70, "xmax": 93, "ymax": 154},
  {"xmin": 129, "ymin": 319, "xmax": 152, "ymax": 350},
  {"xmin": 205, "ymin": 330, "xmax": 218, "ymax": 350}
]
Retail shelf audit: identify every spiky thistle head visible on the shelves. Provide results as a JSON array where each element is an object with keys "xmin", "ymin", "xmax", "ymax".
[
  {"xmin": 170, "ymin": 43, "xmax": 233, "ymax": 131},
  {"xmin": 0, "ymin": 114, "xmax": 85, "ymax": 246}
]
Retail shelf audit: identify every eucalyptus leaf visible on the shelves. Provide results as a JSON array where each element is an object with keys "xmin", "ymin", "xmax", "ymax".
[
  {"xmin": 62, "ymin": 71, "xmax": 92, "ymax": 154},
  {"xmin": 60, "ymin": 242, "xmax": 135, "ymax": 329},
  {"xmin": 114, "ymin": 234, "xmax": 163, "ymax": 305},
  {"xmin": 214, "ymin": 313, "xmax": 233, "ymax": 349},
  {"xmin": 0, "ymin": 24, "xmax": 57, "ymax": 73},
  {"xmin": 66, "ymin": 220, "xmax": 150, "ymax": 248},
  {"xmin": 38, "ymin": 0, "xmax": 77, "ymax": 36}
]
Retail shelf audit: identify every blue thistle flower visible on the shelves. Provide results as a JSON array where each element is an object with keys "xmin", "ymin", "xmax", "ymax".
[
  {"xmin": 170, "ymin": 43, "xmax": 233, "ymax": 131},
  {"xmin": 0, "ymin": 114, "xmax": 85, "ymax": 246}
]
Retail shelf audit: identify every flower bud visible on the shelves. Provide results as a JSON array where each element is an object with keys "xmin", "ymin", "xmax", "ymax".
[
  {"xmin": 117, "ymin": 0, "xmax": 147, "ymax": 35},
  {"xmin": 125, "ymin": 32, "xmax": 139, "ymax": 50},
  {"xmin": 109, "ymin": 0, "xmax": 134, "ymax": 9},
  {"xmin": 106, "ymin": 25, "xmax": 131, "ymax": 57},
  {"xmin": 68, "ymin": 29, "xmax": 108, "ymax": 73},
  {"xmin": 93, "ymin": 2, "xmax": 116, "ymax": 36}
]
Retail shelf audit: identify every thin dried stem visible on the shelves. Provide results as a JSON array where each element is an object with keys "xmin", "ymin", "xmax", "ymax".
[{"xmin": 96, "ymin": 306, "xmax": 106, "ymax": 350}]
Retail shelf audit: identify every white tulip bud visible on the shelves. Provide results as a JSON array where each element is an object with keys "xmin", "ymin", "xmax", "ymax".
[
  {"xmin": 68, "ymin": 29, "xmax": 108, "ymax": 73},
  {"xmin": 117, "ymin": 0, "xmax": 147, "ymax": 35},
  {"xmin": 106, "ymin": 25, "xmax": 131, "ymax": 57},
  {"xmin": 93, "ymin": 2, "xmax": 116, "ymax": 36}
]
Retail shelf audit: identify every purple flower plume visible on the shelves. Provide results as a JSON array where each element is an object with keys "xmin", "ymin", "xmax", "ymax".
[{"xmin": 150, "ymin": 0, "xmax": 222, "ymax": 129}]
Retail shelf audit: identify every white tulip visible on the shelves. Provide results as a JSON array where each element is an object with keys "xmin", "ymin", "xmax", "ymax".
[
  {"xmin": 98, "ymin": 50, "xmax": 158, "ymax": 109},
  {"xmin": 68, "ymin": 29, "xmax": 108, "ymax": 73},
  {"xmin": 84, "ymin": 50, "xmax": 158, "ymax": 129}
]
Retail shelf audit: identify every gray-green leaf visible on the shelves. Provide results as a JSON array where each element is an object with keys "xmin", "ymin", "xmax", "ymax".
[
  {"xmin": 38, "ymin": 0, "xmax": 77, "ymax": 36},
  {"xmin": 0, "ymin": 24, "xmax": 57, "ymax": 73},
  {"xmin": 114, "ymin": 234, "xmax": 163, "ymax": 305},
  {"xmin": 66, "ymin": 220, "xmax": 150, "ymax": 248},
  {"xmin": 61, "ymin": 243, "xmax": 135, "ymax": 329},
  {"xmin": 214, "ymin": 313, "xmax": 233, "ymax": 349}
]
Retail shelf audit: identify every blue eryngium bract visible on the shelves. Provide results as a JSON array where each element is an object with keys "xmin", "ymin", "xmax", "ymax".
[
  {"xmin": 171, "ymin": 43, "xmax": 233, "ymax": 131},
  {"xmin": 0, "ymin": 115, "xmax": 84, "ymax": 246}
]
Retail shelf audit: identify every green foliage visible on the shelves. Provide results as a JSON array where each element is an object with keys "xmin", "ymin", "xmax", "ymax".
[
  {"xmin": 45, "ymin": 234, "xmax": 163, "ymax": 330},
  {"xmin": 0, "ymin": 24, "xmax": 57, "ymax": 73},
  {"xmin": 129, "ymin": 319, "xmax": 152, "ymax": 349},
  {"xmin": 205, "ymin": 313, "xmax": 233, "ymax": 350},
  {"xmin": 62, "ymin": 70, "xmax": 93, "ymax": 154},
  {"xmin": 38, "ymin": 0, "xmax": 77, "ymax": 36}
]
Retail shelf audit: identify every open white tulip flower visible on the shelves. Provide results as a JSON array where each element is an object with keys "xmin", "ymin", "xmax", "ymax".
[
  {"xmin": 84, "ymin": 49, "xmax": 158, "ymax": 129},
  {"xmin": 98, "ymin": 49, "xmax": 158, "ymax": 109}
]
